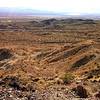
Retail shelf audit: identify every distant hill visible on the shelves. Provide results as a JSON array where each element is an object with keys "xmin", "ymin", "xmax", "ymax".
[
  {"xmin": 0, "ymin": 7, "xmax": 100, "ymax": 20},
  {"xmin": 0, "ymin": 7, "xmax": 63, "ymax": 17}
]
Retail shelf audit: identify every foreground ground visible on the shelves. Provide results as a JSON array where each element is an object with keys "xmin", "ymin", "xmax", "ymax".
[{"xmin": 0, "ymin": 18, "xmax": 100, "ymax": 100}]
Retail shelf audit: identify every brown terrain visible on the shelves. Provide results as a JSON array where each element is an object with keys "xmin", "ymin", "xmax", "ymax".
[{"xmin": 0, "ymin": 18, "xmax": 100, "ymax": 100}]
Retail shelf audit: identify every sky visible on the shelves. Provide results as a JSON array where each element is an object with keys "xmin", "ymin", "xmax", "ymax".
[{"xmin": 0, "ymin": 0, "xmax": 100, "ymax": 15}]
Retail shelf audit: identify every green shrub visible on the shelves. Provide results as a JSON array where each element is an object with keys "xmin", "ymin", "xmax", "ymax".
[{"xmin": 63, "ymin": 72, "xmax": 74, "ymax": 84}]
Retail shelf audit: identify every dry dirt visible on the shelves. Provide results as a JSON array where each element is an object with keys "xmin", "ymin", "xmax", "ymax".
[{"xmin": 0, "ymin": 18, "xmax": 100, "ymax": 100}]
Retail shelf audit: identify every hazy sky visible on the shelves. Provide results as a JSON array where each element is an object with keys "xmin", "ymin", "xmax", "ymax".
[{"xmin": 0, "ymin": 0, "xmax": 100, "ymax": 15}]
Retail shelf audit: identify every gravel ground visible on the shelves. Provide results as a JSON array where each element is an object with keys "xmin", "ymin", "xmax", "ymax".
[{"xmin": 0, "ymin": 85, "xmax": 98, "ymax": 100}]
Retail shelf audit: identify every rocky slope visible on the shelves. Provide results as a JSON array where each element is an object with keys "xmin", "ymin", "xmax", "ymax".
[{"xmin": 0, "ymin": 18, "xmax": 100, "ymax": 99}]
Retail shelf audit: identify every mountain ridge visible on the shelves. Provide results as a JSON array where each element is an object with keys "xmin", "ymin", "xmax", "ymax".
[{"xmin": 0, "ymin": 7, "xmax": 64, "ymax": 17}]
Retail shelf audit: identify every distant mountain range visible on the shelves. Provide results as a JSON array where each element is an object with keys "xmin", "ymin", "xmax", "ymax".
[
  {"xmin": 0, "ymin": 7, "xmax": 64, "ymax": 17},
  {"xmin": 0, "ymin": 7, "xmax": 100, "ymax": 19}
]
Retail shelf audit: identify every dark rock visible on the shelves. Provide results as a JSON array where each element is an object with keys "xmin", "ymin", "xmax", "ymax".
[
  {"xmin": 1, "ymin": 76, "xmax": 36, "ymax": 92},
  {"xmin": 0, "ymin": 48, "xmax": 13, "ymax": 61},
  {"xmin": 32, "ymin": 78, "xmax": 40, "ymax": 82},
  {"xmin": 72, "ymin": 54, "xmax": 96, "ymax": 68},
  {"xmin": 95, "ymin": 91, "xmax": 100, "ymax": 98},
  {"xmin": 87, "ymin": 74, "xmax": 93, "ymax": 79},
  {"xmin": 72, "ymin": 85, "xmax": 88, "ymax": 98},
  {"xmin": 2, "ymin": 76, "xmax": 21, "ymax": 90}
]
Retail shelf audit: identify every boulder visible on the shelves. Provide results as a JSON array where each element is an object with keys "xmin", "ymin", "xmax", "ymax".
[
  {"xmin": 72, "ymin": 85, "xmax": 88, "ymax": 98},
  {"xmin": 0, "ymin": 48, "xmax": 12, "ymax": 61}
]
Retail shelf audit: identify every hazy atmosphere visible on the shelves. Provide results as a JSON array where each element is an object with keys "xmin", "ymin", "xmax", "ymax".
[{"xmin": 0, "ymin": 0, "xmax": 100, "ymax": 15}]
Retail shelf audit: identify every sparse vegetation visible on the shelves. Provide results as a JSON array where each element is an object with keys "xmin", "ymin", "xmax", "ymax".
[{"xmin": 62, "ymin": 72, "xmax": 74, "ymax": 84}]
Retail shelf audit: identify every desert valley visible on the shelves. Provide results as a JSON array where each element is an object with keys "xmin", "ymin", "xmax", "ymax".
[{"xmin": 0, "ymin": 17, "xmax": 100, "ymax": 100}]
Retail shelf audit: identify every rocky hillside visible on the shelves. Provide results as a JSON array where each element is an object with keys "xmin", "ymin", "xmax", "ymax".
[{"xmin": 0, "ymin": 18, "xmax": 100, "ymax": 99}]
